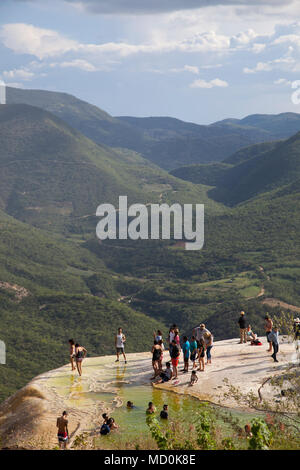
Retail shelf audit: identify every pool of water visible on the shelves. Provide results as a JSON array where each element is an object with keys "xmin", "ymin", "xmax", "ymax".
[{"xmin": 48, "ymin": 358, "xmax": 263, "ymax": 449}]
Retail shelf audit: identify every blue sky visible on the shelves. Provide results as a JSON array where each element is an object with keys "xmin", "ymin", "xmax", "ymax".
[{"xmin": 1, "ymin": 0, "xmax": 300, "ymax": 123}]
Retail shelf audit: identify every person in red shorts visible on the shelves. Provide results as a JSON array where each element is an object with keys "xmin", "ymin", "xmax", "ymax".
[{"xmin": 170, "ymin": 339, "xmax": 180, "ymax": 379}]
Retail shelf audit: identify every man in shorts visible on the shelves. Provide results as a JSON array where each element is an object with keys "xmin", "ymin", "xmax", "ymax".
[
  {"xmin": 182, "ymin": 336, "xmax": 190, "ymax": 373},
  {"xmin": 115, "ymin": 327, "xmax": 127, "ymax": 364},
  {"xmin": 56, "ymin": 411, "xmax": 69, "ymax": 450}
]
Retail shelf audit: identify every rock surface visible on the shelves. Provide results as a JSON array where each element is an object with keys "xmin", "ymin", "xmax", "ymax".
[{"xmin": 0, "ymin": 337, "xmax": 296, "ymax": 449}]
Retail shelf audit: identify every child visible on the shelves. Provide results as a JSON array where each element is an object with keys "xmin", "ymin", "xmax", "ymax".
[
  {"xmin": 108, "ymin": 417, "xmax": 119, "ymax": 430},
  {"xmin": 268, "ymin": 328, "xmax": 279, "ymax": 362},
  {"xmin": 160, "ymin": 404, "xmax": 168, "ymax": 419},
  {"xmin": 182, "ymin": 336, "xmax": 190, "ymax": 373},
  {"xmin": 100, "ymin": 414, "xmax": 110, "ymax": 435},
  {"xmin": 190, "ymin": 370, "xmax": 198, "ymax": 386},
  {"xmin": 198, "ymin": 338, "xmax": 206, "ymax": 371},
  {"xmin": 146, "ymin": 402, "xmax": 156, "ymax": 414},
  {"xmin": 154, "ymin": 362, "xmax": 172, "ymax": 384},
  {"xmin": 190, "ymin": 336, "xmax": 198, "ymax": 369},
  {"xmin": 126, "ymin": 401, "xmax": 134, "ymax": 409}
]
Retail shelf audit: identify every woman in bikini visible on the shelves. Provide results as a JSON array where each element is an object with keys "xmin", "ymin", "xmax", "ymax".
[
  {"xmin": 75, "ymin": 343, "xmax": 87, "ymax": 376},
  {"xmin": 151, "ymin": 340, "xmax": 162, "ymax": 379}
]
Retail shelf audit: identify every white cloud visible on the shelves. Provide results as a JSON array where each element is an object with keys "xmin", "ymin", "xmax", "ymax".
[
  {"xmin": 274, "ymin": 78, "xmax": 292, "ymax": 85},
  {"xmin": 0, "ymin": 23, "xmax": 240, "ymax": 62},
  {"xmin": 2, "ymin": 67, "xmax": 35, "ymax": 81},
  {"xmin": 243, "ymin": 55, "xmax": 295, "ymax": 74},
  {"xmin": 251, "ymin": 43, "xmax": 266, "ymax": 53},
  {"xmin": 200, "ymin": 63, "xmax": 223, "ymax": 69},
  {"xmin": 54, "ymin": 59, "xmax": 98, "ymax": 71},
  {"xmin": 243, "ymin": 62, "xmax": 273, "ymax": 73},
  {"xmin": 0, "ymin": 23, "xmax": 78, "ymax": 59},
  {"xmin": 190, "ymin": 78, "xmax": 229, "ymax": 88},
  {"xmin": 272, "ymin": 33, "xmax": 300, "ymax": 47},
  {"xmin": 170, "ymin": 64, "xmax": 199, "ymax": 74},
  {"xmin": 230, "ymin": 29, "xmax": 258, "ymax": 47}
]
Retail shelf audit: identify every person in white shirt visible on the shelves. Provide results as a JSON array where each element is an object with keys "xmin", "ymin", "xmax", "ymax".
[{"xmin": 115, "ymin": 327, "xmax": 127, "ymax": 364}]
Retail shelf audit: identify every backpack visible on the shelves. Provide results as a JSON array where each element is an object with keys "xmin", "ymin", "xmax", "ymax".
[{"xmin": 100, "ymin": 423, "xmax": 110, "ymax": 435}]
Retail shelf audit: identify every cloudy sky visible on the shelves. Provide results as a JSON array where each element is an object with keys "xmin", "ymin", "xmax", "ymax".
[{"xmin": 1, "ymin": 0, "xmax": 300, "ymax": 123}]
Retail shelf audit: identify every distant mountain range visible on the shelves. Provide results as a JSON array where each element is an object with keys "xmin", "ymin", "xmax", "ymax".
[
  {"xmin": 0, "ymin": 103, "xmax": 218, "ymax": 233},
  {"xmin": 7, "ymin": 87, "xmax": 300, "ymax": 170},
  {"xmin": 171, "ymin": 132, "xmax": 300, "ymax": 205},
  {"xmin": 1, "ymin": 86, "xmax": 300, "ymax": 404}
]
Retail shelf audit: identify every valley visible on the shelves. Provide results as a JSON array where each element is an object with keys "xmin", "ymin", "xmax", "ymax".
[{"xmin": 0, "ymin": 87, "xmax": 299, "ymax": 406}]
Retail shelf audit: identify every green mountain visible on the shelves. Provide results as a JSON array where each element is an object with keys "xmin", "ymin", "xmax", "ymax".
[
  {"xmin": 223, "ymin": 141, "xmax": 280, "ymax": 165},
  {"xmin": 0, "ymin": 206, "xmax": 168, "ymax": 401},
  {"xmin": 8, "ymin": 87, "xmax": 300, "ymax": 170},
  {"xmin": 0, "ymin": 104, "xmax": 220, "ymax": 233},
  {"xmin": 210, "ymin": 131, "xmax": 300, "ymax": 205},
  {"xmin": 1, "ymin": 91, "xmax": 300, "ymax": 407},
  {"xmin": 213, "ymin": 112, "xmax": 300, "ymax": 138},
  {"xmin": 170, "ymin": 162, "xmax": 232, "ymax": 186}
]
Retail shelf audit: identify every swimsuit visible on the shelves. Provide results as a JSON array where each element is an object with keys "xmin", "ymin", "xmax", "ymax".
[
  {"xmin": 76, "ymin": 350, "xmax": 84, "ymax": 362},
  {"xmin": 153, "ymin": 348, "xmax": 161, "ymax": 362},
  {"xmin": 57, "ymin": 432, "xmax": 68, "ymax": 442}
]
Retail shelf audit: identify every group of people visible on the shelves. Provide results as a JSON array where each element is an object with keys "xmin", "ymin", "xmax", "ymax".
[
  {"xmin": 68, "ymin": 340, "xmax": 87, "ymax": 376},
  {"xmin": 150, "ymin": 323, "xmax": 214, "ymax": 387},
  {"xmin": 238, "ymin": 311, "xmax": 280, "ymax": 362},
  {"xmin": 100, "ymin": 413, "xmax": 119, "ymax": 435},
  {"xmin": 60, "ymin": 312, "xmax": 297, "ymax": 449}
]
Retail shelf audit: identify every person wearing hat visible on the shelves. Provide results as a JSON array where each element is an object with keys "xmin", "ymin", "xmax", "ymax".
[
  {"xmin": 193, "ymin": 323, "xmax": 210, "ymax": 347},
  {"xmin": 238, "ymin": 311, "xmax": 247, "ymax": 344}
]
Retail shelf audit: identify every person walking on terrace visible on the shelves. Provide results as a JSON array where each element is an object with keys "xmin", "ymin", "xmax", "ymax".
[
  {"xmin": 170, "ymin": 339, "xmax": 180, "ymax": 380},
  {"xmin": 238, "ymin": 311, "xmax": 247, "ymax": 344},
  {"xmin": 115, "ymin": 327, "xmax": 127, "ymax": 364},
  {"xmin": 268, "ymin": 327, "xmax": 279, "ymax": 362},
  {"xmin": 57, "ymin": 411, "xmax": 69, "ymax": 450},
  {"xmin": 264, "ymin": 315, "xmax": 273, "ymax": 352},
  {"xmin": 69, "ymin": 339, "xmax": 76, "ymax": 371},
  {"xmin": 75, "ymin": 343, "xmax": 87, "ymax": 376}
]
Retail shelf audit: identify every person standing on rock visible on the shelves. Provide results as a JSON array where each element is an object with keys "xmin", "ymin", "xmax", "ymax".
[
  {"xmin": 182, "ymin": 336, "xmax": 190, "ymax": 373},
  {"xmin": 170, "ymin": 339, "xmax": 180, "ymax": 380},
  {"xmin": 75, "ymin": 343, "xmax": 87, "ymax": 376},
  {"xmin": 57, "ymin": 411, "xmax": 69, "ymax": 450},
  {"xmin": 168, "ymin": 326, "xmax": 176, "ymax": 357},
  {"xmin": 115, "ymin": 327, "xmax": 127, "ymax": 364},
  {"xmin": 193, "ymin": 324, "xmax": 210, "ymax": 348},
  {"xmin": 204, "ymin": 332, "xmax": 213, "ymax": 364},
  {"xmin": 151, "ymin": 340, "xmax": 163, "ymax": 379},
  {"xmin": 268, "ymin": 327, "xmax": 279, "ymax": 362},
  {"xmin": 238, "ymin": 311, "xmax": 247, "ymax": 344},
  {"xmin": 264, "ymin": 315, "xmax": 273, "ymax": 352},
  {"xmin": 69, "ymin": 339, "xmax": 76, "ymax": 371}
]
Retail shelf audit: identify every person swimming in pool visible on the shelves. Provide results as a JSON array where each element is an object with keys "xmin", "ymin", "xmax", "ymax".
[
  {"xmin": 146, "ymin": 402, "xmax": 156, "ymax": 414},
  {"xmin": 160, "ymin": 404, "xmax": 168, "ymax": 419}
]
